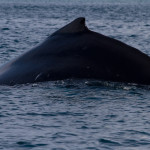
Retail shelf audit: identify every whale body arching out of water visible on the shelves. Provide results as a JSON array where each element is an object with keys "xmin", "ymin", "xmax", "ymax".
[{"xmin": 0, "ymin": 17, "xmax": 150, "ymax": 85}]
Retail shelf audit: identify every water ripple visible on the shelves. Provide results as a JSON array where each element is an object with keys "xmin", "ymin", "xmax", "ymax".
[{"xmin": 1, "ymin": 1, "xmax": 150, "ymax": 150}]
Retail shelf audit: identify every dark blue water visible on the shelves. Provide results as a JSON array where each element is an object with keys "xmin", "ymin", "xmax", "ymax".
[{"xmin": 1, "ymin": 0, "xmax": 150, "ymax": 149}]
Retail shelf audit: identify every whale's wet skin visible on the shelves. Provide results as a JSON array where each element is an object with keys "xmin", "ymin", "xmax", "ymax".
[
  {"xmin": 1, "ymin": 17, "xmax": 150, "ymax": 85},
  {"xmin": 1, "ymin": 0, "xmax": 150, "ymax": 150}
]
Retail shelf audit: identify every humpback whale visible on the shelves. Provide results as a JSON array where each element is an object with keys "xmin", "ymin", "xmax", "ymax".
[{"xmin": 0, "ymin": 17, "xmax": 150, "ymax": 85}]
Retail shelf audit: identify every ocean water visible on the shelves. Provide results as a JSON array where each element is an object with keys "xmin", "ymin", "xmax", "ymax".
[{"xmin": 1, "ymin": 0, "xmax": 150, "ymax": 150}]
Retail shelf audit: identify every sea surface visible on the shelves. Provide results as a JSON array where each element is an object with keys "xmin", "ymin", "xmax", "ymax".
[{"xmin": 1, "ymin": 0, "xmax": 150, "ymax": 150}]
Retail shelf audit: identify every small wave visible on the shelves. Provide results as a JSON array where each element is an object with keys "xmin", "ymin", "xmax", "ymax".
[
  {"xmin": 7, "ymin": 49, "xmax": 16, "ymax": 52},
  {"xmin": 123, "ymin": 139, "xmax": 150, "ymax": 146},
  {"xmin": 26, "ymin": 111, "xmax": 84, "ymax": 117},
  {"xmin": 129, "ymin": 34, "xmax": 137, "ymax": 38},
  {"xmin": 86, "ymin": 147, "xmax": 99, "ymax": 150},
  {"xmin": 1, "ymin": 27, "xmax": 9, "ymax": 31},
  {"xmin": 14, "ymin": 39, "xmax": 19, "ymax": 43},
  {"xmin": 16, "ymin": 141, "xmax": 47, "ymax": 147},
  {"xmin": 99, "ymin": 138, "xmax": 121, "ymax": 146},
  {"xmin": 125, "ymin": 129, "xmax": 150, "ymax": 136},
  {"xmin": 85, "ymin": 80, "xmax": 136, "ymax": 90}
]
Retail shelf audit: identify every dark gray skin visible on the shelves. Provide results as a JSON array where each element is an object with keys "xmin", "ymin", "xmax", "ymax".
[{"xmin": 0, "ymin": 17, "xmax": 150, "ymax": 85}]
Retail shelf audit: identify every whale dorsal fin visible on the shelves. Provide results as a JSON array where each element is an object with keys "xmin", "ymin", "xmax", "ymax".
[{"xmin": 52, "ymin": 17, "xmax": 88, "ymax": 36}]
